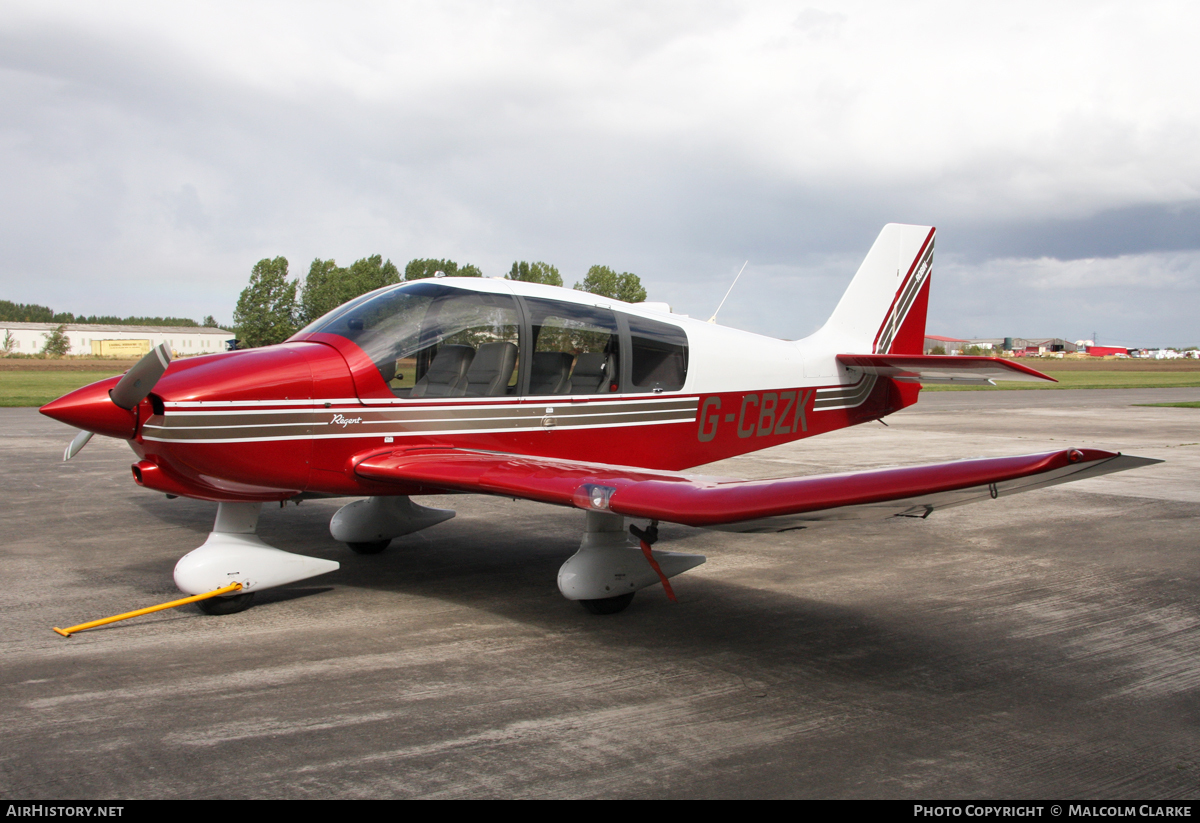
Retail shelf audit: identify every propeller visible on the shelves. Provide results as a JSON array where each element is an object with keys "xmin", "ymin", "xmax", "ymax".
[
  {"xmin": 110, "ymin": 343, "xmax": 172, "ymax": 410},
  {"xmin": 63, "ymin": 430, "xmax": 94, "ymax": 462},
  {"xmin": 61, "ymin": 343, "xmax": 172, "ymax": 461}
]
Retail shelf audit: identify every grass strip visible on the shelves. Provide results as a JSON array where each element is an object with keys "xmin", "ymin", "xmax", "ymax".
[
  {"xmin": 0, "ymin": 371, "xmax": 122, "ymax": 407},
  {"xmin": 923, "ymin": 371, "xmax": 1200, "ymax": 391}
]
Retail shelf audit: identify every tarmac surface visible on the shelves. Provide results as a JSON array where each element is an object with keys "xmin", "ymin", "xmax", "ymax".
[{"xmin": 2, "ymin": 388, "xmax": 1198, "ymax": 799}]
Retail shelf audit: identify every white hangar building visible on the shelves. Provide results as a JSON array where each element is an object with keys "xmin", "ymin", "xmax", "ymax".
[{"xmin": 1, "ymin": 322, "xmax": 233, "ymax": 357}]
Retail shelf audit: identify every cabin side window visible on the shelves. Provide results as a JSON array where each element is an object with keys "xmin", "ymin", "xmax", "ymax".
[
  {"xmin": 524, "ymin": 298, "xmax": 621, "ymax": 396},
  {"xmin": 626, "ymin": 315, "xmax": 688, "ymax": 392}
]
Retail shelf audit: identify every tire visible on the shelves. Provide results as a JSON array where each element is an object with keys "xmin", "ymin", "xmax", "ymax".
[
  {"xmin": 196, "ymin": 592, "xmax": 256, "ymax": 615},
  {"xmin": 347, "ymin": 539, "xmax": 391, "ymax": 554},
  {"xmin": 579, "ymin": 592, "xmax": 635, "ymax": 615}
]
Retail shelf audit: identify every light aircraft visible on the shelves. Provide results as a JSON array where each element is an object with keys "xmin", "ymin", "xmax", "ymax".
[{"xmin": 41, "ymin": 224, "xmax": 1158, "ymax": 615}]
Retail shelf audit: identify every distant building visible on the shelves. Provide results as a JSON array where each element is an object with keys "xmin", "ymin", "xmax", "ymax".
[
  {"xmin": 925, "ymin": 336, "xmax": 1079, "ymax": 355},
  {"xmin": 924, "ymin": 335, "xmax": 968, "ymax": 354},
  {"xmin": 0, "ymin": 322, "xmax": 232, "ymax": 357},
  {"xmin": 1086, "ymin": 345, "xmax": 1129, "ymax": 357},
  {"xmin": 972, "ymin": 338, "xmax": 1078, "ymax": 354}
]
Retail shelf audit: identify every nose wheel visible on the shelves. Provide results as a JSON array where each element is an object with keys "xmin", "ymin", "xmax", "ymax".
[
  {"xmin": 578, "ymin": 592, "xmax": 635, "ymax": 615},
  {"xmin": 175, "ymin": 502, "xmax": 340, "ymax": 616},
  {"xmin": 347, "ymin": 539, "xmax": 391, "ymax": 554},
  {"xmin": 196, "ymin": 592, "xmax": 256, "ymax": 615}
]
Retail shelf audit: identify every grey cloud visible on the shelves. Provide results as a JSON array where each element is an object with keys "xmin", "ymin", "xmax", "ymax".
[
  {"xmin": 947, "ymin": 201, "xmax": 1200, "ymax": 262},
  {"xmin": 930, "ymin": 250, "xmax": 1200, "ymax": 349},
  {"xmin": 1, "ymin": 4, "xmax": 1198, "ymax": 347}
]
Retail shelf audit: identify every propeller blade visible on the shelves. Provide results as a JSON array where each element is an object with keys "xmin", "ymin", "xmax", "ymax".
[
  {"xmin": 63, "ymin": 429, "xmax": 94, "ymax": 461},
  {"xmin": 109, "ymin": 343, "xmax": 172, "ymax": 410}
]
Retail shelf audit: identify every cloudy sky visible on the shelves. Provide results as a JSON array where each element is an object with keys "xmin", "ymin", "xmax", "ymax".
[{"xmin": 2, "ymin": 1, "xmax": 1197, "ymax": 346}]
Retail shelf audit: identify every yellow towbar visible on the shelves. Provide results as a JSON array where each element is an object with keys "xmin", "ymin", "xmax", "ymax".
[{"xmin": 52, "ymin": 582, "xmax": 244, "ymax": 637}]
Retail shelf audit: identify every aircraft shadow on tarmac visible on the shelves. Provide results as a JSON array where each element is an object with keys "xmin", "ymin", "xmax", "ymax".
[{"xmin": 114, "ymin": 489, "xmax": 1136, "ymax": 705}]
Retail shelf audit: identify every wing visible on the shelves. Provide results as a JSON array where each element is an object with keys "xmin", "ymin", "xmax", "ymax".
[
  {"xmin": 837, "ymin": 354, "xmax": 1055, "ymax": 386},
  {"xmin": 354, "ymin": 447, "xmax": 1160, "ymax": 534}
]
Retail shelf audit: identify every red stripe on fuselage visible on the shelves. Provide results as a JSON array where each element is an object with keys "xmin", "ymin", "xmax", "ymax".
[
  {"xmin": 135, "ymin": 377, "xmax": 908, "ymax": 499},
  {"xmin": 871, "ymin": 227, "xmax": 935, "ymax": 355}
]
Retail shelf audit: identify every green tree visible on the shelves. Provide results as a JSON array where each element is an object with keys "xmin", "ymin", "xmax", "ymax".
[
  {"xmin": 202, "ymin": 315, "xmax": 218, "ymax": 329},
  {"xmin": 300, "ymin": 258, "xmax": 346, "ymax": 325},
  {"xmin": 41, "ymin": 324, "xmax": 70, "ymax": 357},
  {"xmin": 404, "ymin": 258, "xmax": 483, "ymax": 280},
  {"xmin": 507, "ymin": 261, "xmax": 563, "ymax": 287},
  {"xmin": 300, "ymin": 255, "xmax": 402, "ymax": 325},
  {"xmin": 573, "ymin": 265, "xmax": 647, "ymax": 303},
  {"xmin": 0, "ymin": 299, "xmax": 208, "ymax": 327},
  {"xmin": 233, "ymin": 257, "xmax": 297, "ymax": 348},
  {"xmin": 346, "ymin": 254, "xmax": 401, "ymax": 296},
  {"xmin": 0, "ymin": 301, "xmax": 55, "ymax": 323}
]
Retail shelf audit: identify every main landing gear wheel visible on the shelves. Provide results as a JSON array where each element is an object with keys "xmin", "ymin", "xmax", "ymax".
[
  {"xmin": 347, "ymin": 539, "xmax": 391, "ymax": 554},
  {"xmin": 196, "ymin": 592, "xmax": 256, "ymax": 615},
  {"xmin": 579, "ymin": 592, "xmax": 635, "ymax": 615}
]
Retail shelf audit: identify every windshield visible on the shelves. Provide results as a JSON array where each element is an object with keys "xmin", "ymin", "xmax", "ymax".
[{"xmin": 303, "ymin": 281, "xmax": 521, "ymax": 398}]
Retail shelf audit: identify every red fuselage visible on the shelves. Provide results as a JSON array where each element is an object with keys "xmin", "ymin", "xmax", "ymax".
[{"xmin": 41, "ymin": 333, "xmax": 914, "ymax": 504}]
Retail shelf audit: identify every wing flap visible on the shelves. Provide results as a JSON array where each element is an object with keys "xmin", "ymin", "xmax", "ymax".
[
  {"xmin": 355, "ymin": 447, "xmax": 1159, "ymax": 533},
  {"xmin": 704, "ymin": 452, "xmax": 1160, "ymax": 532},
  {"xmin": 837, "ymin": 354, "xmax": 1055, "ymax": 385}
]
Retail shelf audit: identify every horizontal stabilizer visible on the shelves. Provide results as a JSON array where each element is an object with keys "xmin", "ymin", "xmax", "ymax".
[
  {"xmin": 837, "ymin": 354, "xmax": 1055, "ymax": 385},
  {"xmin": 354, "ymin": 446, "xmax": 1159, "ymax": 533}
]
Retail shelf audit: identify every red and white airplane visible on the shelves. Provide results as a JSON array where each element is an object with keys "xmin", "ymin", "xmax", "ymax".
[{"xmin": 41, "ymin": 224, "xmax": 1157, "ymax": 615}]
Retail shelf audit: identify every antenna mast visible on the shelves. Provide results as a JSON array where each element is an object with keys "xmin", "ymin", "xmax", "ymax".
[{"xmin": 708, "ymin": 261, "xmax": 749, "ymax": 324}]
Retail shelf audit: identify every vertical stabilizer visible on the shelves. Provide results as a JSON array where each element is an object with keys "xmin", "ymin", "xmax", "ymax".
[{"xmin": 814, "ymin": 224, "xmax": 935, "ymax": 355}]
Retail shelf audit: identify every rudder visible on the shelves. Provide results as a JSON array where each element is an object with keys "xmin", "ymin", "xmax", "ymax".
[{"xmin": 816, "ymin": 224, "xmax": 935, "ymax": 355}]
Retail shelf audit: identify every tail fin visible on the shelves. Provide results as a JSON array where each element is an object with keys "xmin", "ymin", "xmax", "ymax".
[{"xmin": 818, "ymin": 224, "xmax": 934, "ymax": 355}]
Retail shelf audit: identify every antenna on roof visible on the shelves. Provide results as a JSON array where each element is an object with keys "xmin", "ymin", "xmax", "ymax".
[{"xmin": 708, "ymin": 261, "xmax": 748, "ymax": 324}]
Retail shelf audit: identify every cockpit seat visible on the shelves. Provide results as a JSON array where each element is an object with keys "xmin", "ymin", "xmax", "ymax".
[
  {"xmin": 459, "ymin": 341, "xmax": 518, "ymax": 396},
  {"xmin": 410, "ymin": 344, "xmax": 474, "ymax": 398},
  {"xmin": 568, "ymin": 352, "xmax": 612, "ymax": 394},
  {"xmin": 530, "ymin": 352, "xmax": 573, "ymax": 395}
]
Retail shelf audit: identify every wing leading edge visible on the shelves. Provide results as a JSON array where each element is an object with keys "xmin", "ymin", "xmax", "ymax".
[{"xmin": 354, "ymin": 447, "xmax": 1160, "ymax": 534}]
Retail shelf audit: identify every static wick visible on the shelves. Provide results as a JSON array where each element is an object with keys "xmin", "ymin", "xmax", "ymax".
[
  {"xmin": 52, "ymin": 582, "xmax": 244, "ymax": 637},
  {"xmin": 708, "ymin": 261, "xmax": 749, "ymax": 324}
]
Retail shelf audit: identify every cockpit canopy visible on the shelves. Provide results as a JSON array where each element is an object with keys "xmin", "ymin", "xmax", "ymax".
[{"xmin": 295, "ymin": 281, "xmax": 688, "ymax": 398}]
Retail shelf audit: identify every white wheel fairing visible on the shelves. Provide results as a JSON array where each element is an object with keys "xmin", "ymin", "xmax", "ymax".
[
  {"xmin": 556, "ymin": 510, "xmax": 706, "ymax": 601},
  {"xmin": 557, "ymin": 545, "xmax": 706, "ymax": 601},
  {"xmin": 174, "ymin": 532, "xmax": 340, "ymax": 596},
  {"xmin": 330, "ymin": 496, "xmax": 455, "ymax": 543}
]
